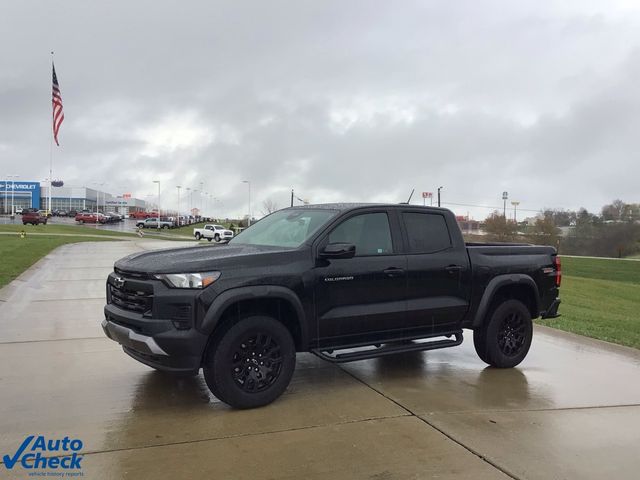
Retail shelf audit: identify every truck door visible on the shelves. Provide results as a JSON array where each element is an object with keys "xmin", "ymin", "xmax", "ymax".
[
  {"xmin": 314, "ymin": 210, "xmax": 407, "ymax": 343},
  {"xmin": 400, "ymin": 211, "xmax": 471, "ymax": 333}
]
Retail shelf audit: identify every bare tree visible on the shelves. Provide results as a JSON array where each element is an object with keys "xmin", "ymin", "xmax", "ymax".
[
  {"xmin": 483, "ymin": 211, "xmax": 518, "ymax": 241},
  {"xmin": 261, "ymin": 199, "xmax": 280, "ymax": 216}
]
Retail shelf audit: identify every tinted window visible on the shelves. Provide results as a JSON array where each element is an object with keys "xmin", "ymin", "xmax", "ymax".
[
  {"xmin": 328, "ymin": 212, "xmax": 393, "ymax": 256},
  {"xmin": 402, "ymin": 212, "xmax": 451, "ymax": 253}
]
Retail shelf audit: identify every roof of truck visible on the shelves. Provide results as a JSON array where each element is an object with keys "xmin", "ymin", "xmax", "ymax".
[{"xmin": 286, "ymin": 203, "xmax": 449, "ymax": 212}]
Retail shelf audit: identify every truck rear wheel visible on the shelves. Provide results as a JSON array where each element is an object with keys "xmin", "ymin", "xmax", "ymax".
[
  {"xmin": 473, "ymin": 299, "xmax": 532, "ymax": 368},
  {"xmin": 203, "ymin": 315, "xmax": 296, "ymax": 409},
  {"xmin": 195, "ymin": 232, "xmax": 201, "ymax": 240}
]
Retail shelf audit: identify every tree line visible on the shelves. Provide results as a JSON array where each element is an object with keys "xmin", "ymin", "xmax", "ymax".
[{"xmin": 479, "ymin": 200, "xmax": 640, "ymax": 258}]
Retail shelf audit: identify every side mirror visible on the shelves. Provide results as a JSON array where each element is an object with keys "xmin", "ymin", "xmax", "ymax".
[{"xmin": 319, "ymin": 243, "xmax": 356, "ymax": 259}]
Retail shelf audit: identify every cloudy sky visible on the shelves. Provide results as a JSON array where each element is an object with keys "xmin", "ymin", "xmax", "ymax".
[{"xmin": 1, "ymin": 0, "xmax": 639, "ymax": 219}]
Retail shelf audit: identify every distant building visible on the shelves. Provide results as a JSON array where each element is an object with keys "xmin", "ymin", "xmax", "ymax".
[
  {"xmin": 0, "ymin": 180, "xmax": 40, "ymax": 213},
  {"xmin": 455, "ymin": 215, "xmax": 481, "ymax": 234},
  {"xmin": 0, "ymin": 180, "xmax": 147, "ymax": 215}
]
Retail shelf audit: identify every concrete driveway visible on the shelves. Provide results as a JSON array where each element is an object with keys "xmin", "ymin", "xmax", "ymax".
[{"xmin": 1, "ymin": 240, "xmax": 639, "ymax": 479}]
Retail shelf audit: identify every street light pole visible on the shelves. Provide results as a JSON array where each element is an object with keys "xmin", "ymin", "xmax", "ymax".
[
  {"xmin": 511, "ymin": 201, "xmax": 520, "ymax": 223},
  {"xmin": 437, "ymin": 186, "xmax": 443, "ymax": 207},
  {"xmin": 176, "ymin": 185, "xmax": 181, "ymax": 226},
  {"xmin": 199, "ymin": 182, "xmax": 204, "ymax": 213},
  {"xmin": 153, "ymin": 180, "xmax": 161, "ymax": 230},
  {"xmin": 502, "ymin": 191, "xmax": 509, "ymax": 218},
  {"xmin": 7, "ymin": 175, "xmax": 18, "ymax": 217},
  {"xmin": 242, "ymin": 180, "xmax": 251, "ymax": 226}
]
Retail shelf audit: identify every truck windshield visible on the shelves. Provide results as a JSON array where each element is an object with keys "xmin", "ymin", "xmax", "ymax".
[{"xmin": 230, "ymin": 209, "xmax": 337, "ymax": 248}]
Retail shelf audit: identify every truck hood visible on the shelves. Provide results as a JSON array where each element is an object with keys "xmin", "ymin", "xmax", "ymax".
[{"xmin": 114, "ymin": 243, "xmax": 294, "ymax": 274}]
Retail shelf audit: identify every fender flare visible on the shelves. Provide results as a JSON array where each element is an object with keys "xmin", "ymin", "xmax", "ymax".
[
  {"xmin": 199, "ymin": 285, "xmax": 307, "ymax": 344},
  {"xmin": 472, "ymin": 274, "xmax": 540, "ymax": 327}
]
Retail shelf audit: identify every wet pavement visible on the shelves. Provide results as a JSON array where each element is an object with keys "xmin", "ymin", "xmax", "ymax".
[{"xmin": 1, "ymin": 240, "xmax": 639, "ymax": 479}]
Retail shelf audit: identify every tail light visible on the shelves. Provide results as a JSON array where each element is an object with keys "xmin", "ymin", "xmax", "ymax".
[{"xmin": 554, "ymin": 256, "xmax": 562, "ymax": 287}]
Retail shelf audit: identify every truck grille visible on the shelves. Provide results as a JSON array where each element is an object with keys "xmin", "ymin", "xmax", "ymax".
[{"xmin": 109, "ymin": 283, "xmax": 153, "ymax": 315}]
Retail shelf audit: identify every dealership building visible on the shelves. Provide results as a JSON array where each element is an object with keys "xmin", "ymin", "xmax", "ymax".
[{"xmin": 0, "ymin": 180, "xmax": 147, "ymax": 215}]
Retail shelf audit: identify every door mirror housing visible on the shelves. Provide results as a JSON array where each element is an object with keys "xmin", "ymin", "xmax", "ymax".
[{"xmin": 319, "ymin": 243, "xmax": 356, "ymax": 259}]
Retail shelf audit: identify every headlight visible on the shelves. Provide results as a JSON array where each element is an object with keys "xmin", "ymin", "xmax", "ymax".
[{"xmin": 155, "ymin": 271, "xmax": 221, "ymax": 289}]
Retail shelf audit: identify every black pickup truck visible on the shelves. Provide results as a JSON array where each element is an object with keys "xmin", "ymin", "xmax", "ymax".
[{"xmin": 103, "ymin": 203, "xmax": 561, "ymax": 408}]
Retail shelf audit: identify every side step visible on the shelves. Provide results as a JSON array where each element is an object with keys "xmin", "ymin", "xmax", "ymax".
[{"xmin": 312, "ymin": 331, "xmax": 463, "ymax": 363}]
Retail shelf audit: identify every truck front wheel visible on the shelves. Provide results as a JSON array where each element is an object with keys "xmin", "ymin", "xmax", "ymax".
[
  {"xmin": 203, "ymin": 315, "xmax": 296, "ymax": 409},
  {"xmin": 473, "ymin": 299, "xmax": 532, "ymax": 368}
]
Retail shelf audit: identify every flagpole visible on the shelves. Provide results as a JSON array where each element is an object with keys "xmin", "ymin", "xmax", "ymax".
[{"xmin": 49, "ymin": 51, "xmax": 54, "ymax": 215}]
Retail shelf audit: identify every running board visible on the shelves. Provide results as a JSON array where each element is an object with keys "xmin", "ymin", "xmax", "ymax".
[{"xmin": 312, "ymin": 331, "xmax": 463, "ymax": 363}]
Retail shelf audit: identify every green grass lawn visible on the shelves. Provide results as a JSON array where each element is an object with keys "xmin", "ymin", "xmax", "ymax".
[
  {"xmin": 0, "ymin": 236, "xmax": 117, "ymax": 288},
  {"xmin": 0, "ymin": 223, "xmax": 138, "ymax": 237},
  {"xmin": 537, "ymin": 256, "xmax": 640, "ymax": 349}
]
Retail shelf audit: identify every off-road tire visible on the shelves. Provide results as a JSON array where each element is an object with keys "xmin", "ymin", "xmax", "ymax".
[
  {"xmin": 473, "ymin": 299, "xmax": 532, "ymax": 368},
  {"xmin": 203, "ymin": 315, "xmax": 296, "ymax": 409}
]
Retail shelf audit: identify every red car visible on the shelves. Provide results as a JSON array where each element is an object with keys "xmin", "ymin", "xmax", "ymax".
[
  {"xmin": 75, "ymin": 212, "xmax": 105, "ymax": 224},
  {"xmin": 22, "ymin": 209, "xmax": 48, "ymax": 225},
  {"xmin": 129, "ymin": 211, "xmax": 154, "ymax": 220}
]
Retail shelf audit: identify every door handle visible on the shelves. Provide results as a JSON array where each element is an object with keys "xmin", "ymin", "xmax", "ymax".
[
  {"xmin": 384, "ymin": 267, "xmax": 405, "ymax": 278},
  {"xmin": 445, "ymin": 265, "xmax": 463, "ymax": 273}
]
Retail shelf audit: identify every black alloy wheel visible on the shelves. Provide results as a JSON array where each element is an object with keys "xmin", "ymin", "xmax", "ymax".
[
  {"xmin": 473, "ymin": 299, "xmax": 533, "ymax": 368},
  {"xmin": 230, "ymin": 333, "xmax": 283, "ymax": 393},
  {"xmin": 203, "ymin": 315, "xmax": 296, "ymax": 409},
  {"xmin": 497, "ymin": 311, "xmax": 527, "ymax": 357}
]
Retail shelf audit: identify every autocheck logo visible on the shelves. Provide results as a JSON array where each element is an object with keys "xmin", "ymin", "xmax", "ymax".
[{"xmin": 2, "ymin": 435, "xmax": 84, "ymax": 474}]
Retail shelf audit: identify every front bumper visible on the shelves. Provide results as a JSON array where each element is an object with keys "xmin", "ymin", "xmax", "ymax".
[{"xmin": 103, "ymin": 302, "xmax": 209, "ymax": 374}]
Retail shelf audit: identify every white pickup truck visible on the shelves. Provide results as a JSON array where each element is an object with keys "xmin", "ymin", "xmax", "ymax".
[{"xmin": 193, "ymin": 224, "xmax": 234, "ymax": 242}]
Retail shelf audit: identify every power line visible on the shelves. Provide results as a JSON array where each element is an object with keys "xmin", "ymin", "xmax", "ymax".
[{"xmin": 440, "ymin": 201, "xmax": 546, "ymax": 214}]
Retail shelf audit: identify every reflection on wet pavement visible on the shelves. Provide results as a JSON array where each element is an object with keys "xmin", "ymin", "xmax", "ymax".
[{"xmin": 1, "ymin": 240, "xmax": 639, "ymax": 479}]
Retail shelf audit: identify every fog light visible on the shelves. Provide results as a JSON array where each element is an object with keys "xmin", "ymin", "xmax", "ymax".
[{"xmin": 172, "ymin": 319, "xmax": 191, "ymax": 330}]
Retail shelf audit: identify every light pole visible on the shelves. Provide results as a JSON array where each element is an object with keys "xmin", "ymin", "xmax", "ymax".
[
  {"xmin": 437, "ymin": 186, "xmax": 443, "ymax": 207},
  {"xmin": 242, "ymin": 180, "xmax": 251, "ymax": 226},
  {"xmin": 502, "ymin": 191, "xmax": 509, "ymax": 218},
  {"xmin": 176, "ymin": 186, "xmax": 181, "ymax": 226},
  {"xmin": 153, "ymin": 180, "xmax": 161, "ymax": 230},
  {"xmin": 199, "ymin": 182, "xmax": 204, "ymax": 213},
  {"xmin": 3, "ymin": 176, "xmax": 8, "ymax": 215},
  {"xmin": 92, "ymin": 182, "xmax": 105, "ymax": 225},
  {"xmin": 511, "ymin": 201, "xmax": 520, "ymax": 223},
  {"xmin": 7, "ymin": 175, "xmax": 18, "ymax": 217}
]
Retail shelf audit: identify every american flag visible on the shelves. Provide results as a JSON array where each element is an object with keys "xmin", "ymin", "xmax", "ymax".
[{"xmin": 52, "ymin": 62, "xmax": 64, "ymax": 146}]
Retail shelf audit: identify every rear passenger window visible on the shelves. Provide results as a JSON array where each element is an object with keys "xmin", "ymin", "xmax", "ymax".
[
  {"xmin": 328, "ymin": 212, "xmax": 394, "ymax": 256},
  {"xmin": 402, "ymin": 213, "xmax": 451, "ymax": 253}
]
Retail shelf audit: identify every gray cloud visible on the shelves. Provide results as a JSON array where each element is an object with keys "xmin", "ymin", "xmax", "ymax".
[{"xmin": 1, "ymin": 0, "xmax": 639, "ymax": 219}]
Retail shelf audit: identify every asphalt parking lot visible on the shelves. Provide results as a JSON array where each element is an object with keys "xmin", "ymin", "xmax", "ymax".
[{"xmin": 1, "ymin": 240, "xmax": 639, "ymax": 479}]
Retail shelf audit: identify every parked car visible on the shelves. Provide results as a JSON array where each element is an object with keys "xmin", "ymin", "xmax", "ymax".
[
  {"xmin": 129, "ymin": 211, "xmax": 153, "ymax": 220},
  {"xmin": 22, "ymin": 209, "xmax": 47, "ymax": 225},
  {"xmin": 75, "ymin": 212, "xmax": 105, "ymax": 224},
  {"xmin": 15, "ymin": 208, "xmax": 23, "ymax": 215},
  {"xmin": 193, "ymin": 224, "xmax": 234, "ymax": 242},
  {"xmin": 105, "ymin": 212, "xmax": 123, "ymax": 222},
  {"xmin": 136, "ymin": 217, "xmax": 173, "ymax": 229},
  {"xmin": 67, "ymin": 210, "xmax": 78, "ymax": 217},
  {"xmin": 103, "ymin": 203, "xmax": 561, "ymax": 409},
  {"xmin": 53, "ymin": 209, "xmax": 68, "ymax": 217},
  {"xmin": 38, "ymin": 210, "xmax": 52, "ymax": 218}
]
